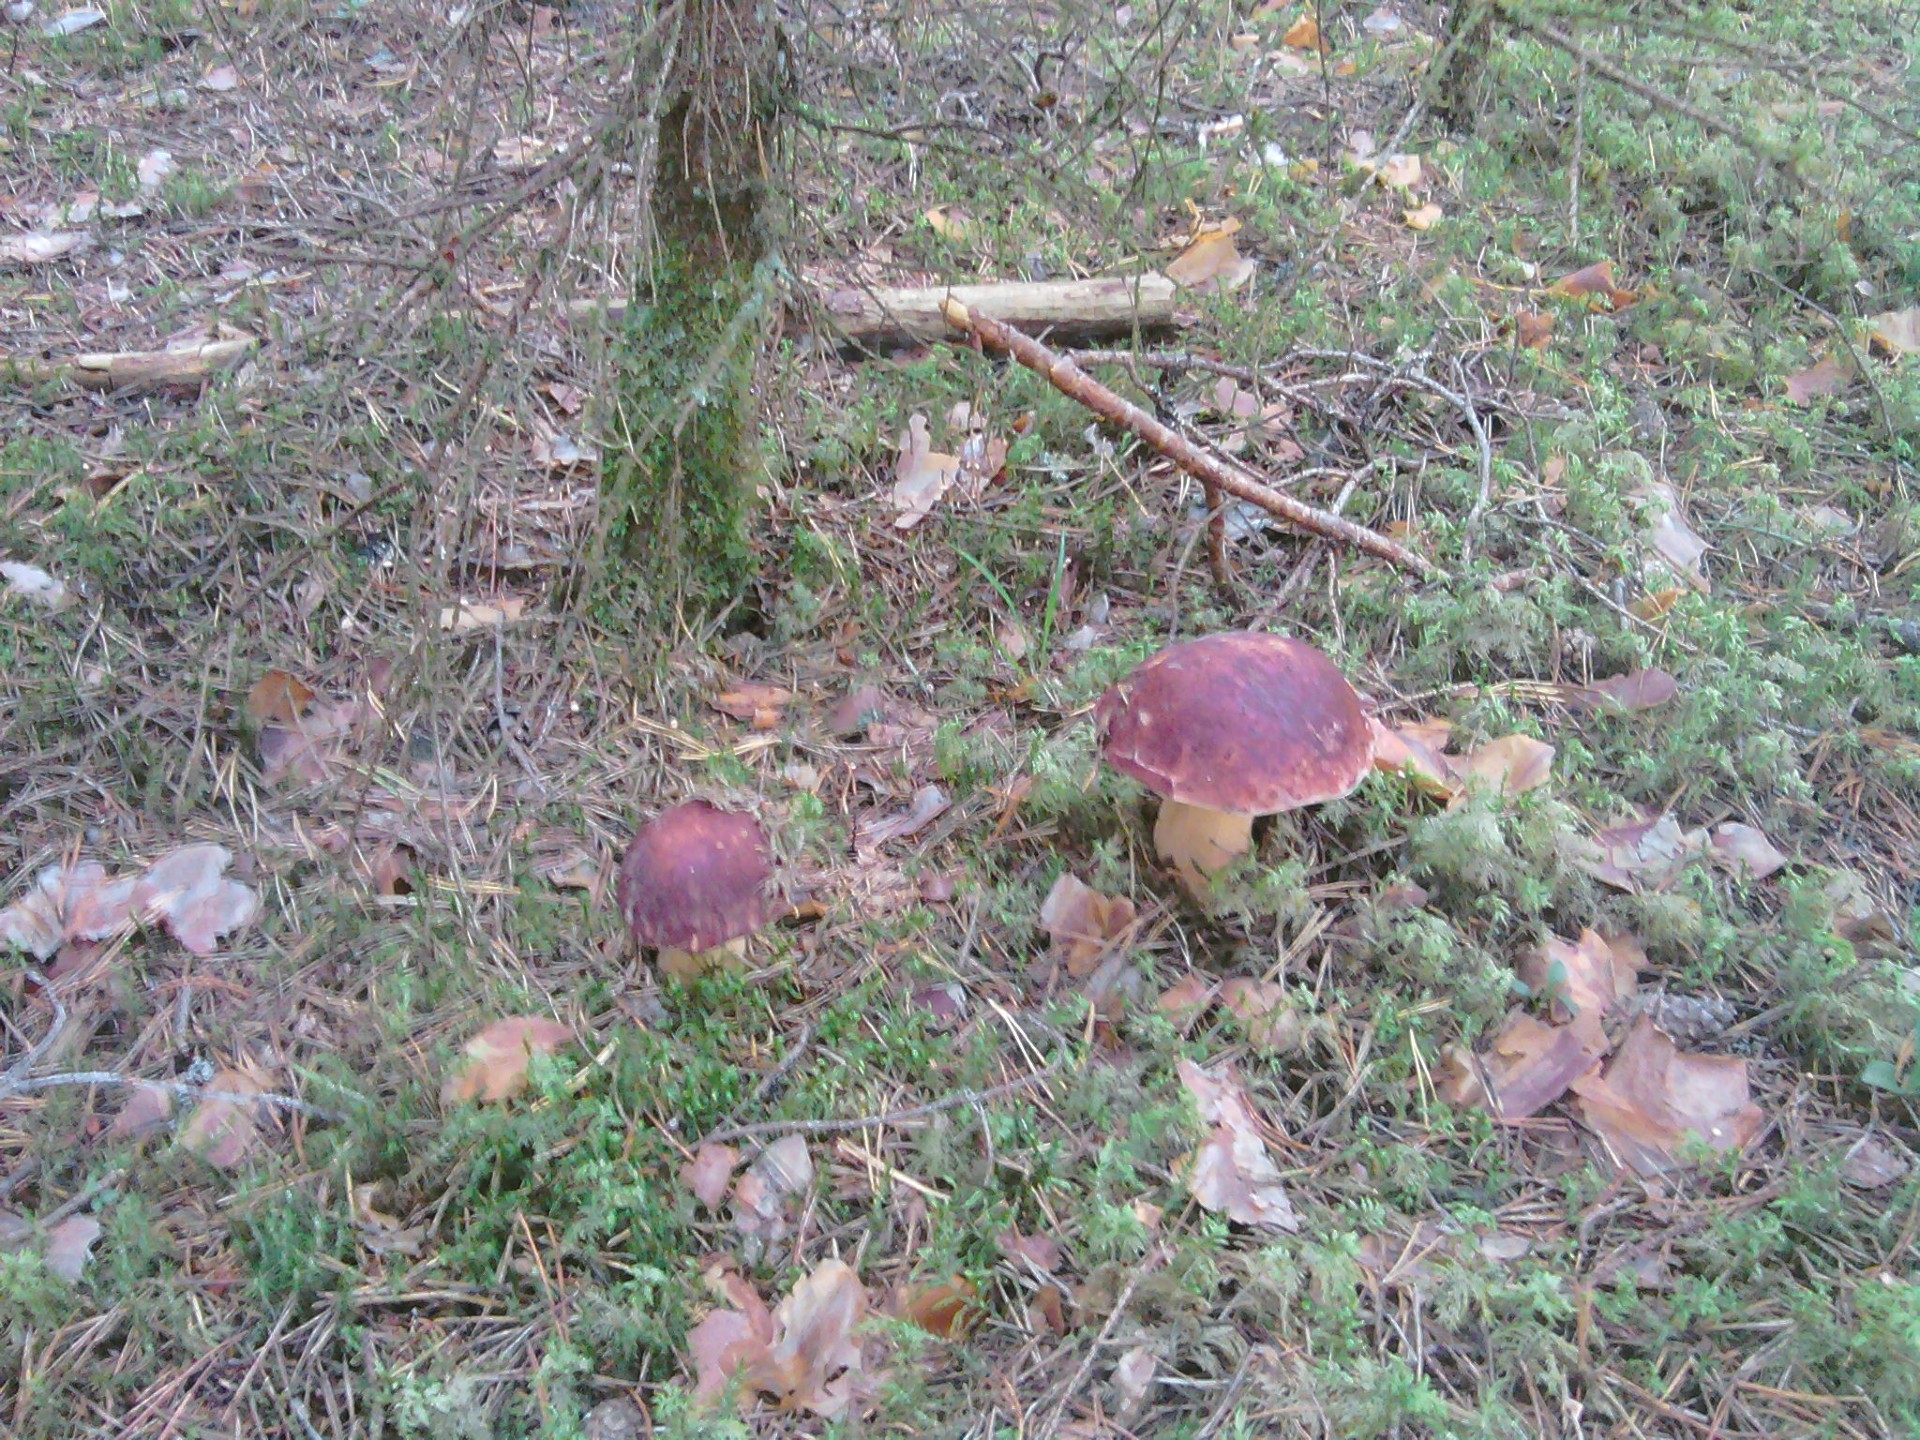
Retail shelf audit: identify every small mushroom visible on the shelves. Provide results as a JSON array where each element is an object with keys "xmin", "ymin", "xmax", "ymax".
[
  {"xmin": 1096, "ymin": 632, "xmax": 1373, "ymax": 897},
  {"xmin": 616, "ymin": 800, "xmax": 779, "ymax": 977}
]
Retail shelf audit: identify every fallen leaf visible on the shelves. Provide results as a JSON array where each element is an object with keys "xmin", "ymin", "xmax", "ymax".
[
  {"xmin": 1165, "ymin": 229, "xmax": 1256, "ymax": 294},
  {"xmin": 1112, "ymin": 1345, "xmax": 1157, "ymax": 1417},
  {"xmin": 440, "ymin": 1016, "xmax": 573, "ymax": 1105},
  {"xmin": 1038, "ymin": 873, "xmax": 1136, "ymax": 978},
  {"xmin": 1782, "ymin": 353, "xmax": 1852, "ymax": 404},
  {"xmin": 1514, "ymin": 311, "xmax": 1555, "ymax": 349},
  {"xmin": 1157, "ymin": 973, "xmax": 1218, "ymax": 1023},
  {"xmin": 179, "ymin": 1067, "xmax": 264, "ymax": 1168},
  {"xmin": 1219, "ymin": 978, "xmax": 1302, "ymax": 1052},
  {"xmin": 681, "ymin": 1143, "xmax": 738, "ymax": 1209},
  {"xmin": 132, "ymin": 844, "xmax": 259, "ymax": 955},
  {"xmin": 108, "ymin": 1083, "xmax": 173, "ymax": 1142},
  {"xmin": 0, "ymin": 862, "xmax": 135, "ymax": 958},
  {"xmin": 1570, "ymin": 813, "xmax": 1707, "ymax": 891},
  {"xmin": 899, "ymin": 1277, "xmax": 979, "ymax": 1339},
  {"xmin": 1518, "ymin": 929, "xmax": 1641, "ymax": 1036},
  {"xmin": 0, "ymin": 231, "xmax": 93, "ymax": 266},
  {"xmin": 924, "ymin": 205, "xmax": 971, "ymax": 242},
  {"xmin": 245, "ymin": 670, "xmax": 316, "ymax": 727},
  {"xmin": 1570, "ymin": 1017, "xmax": 1764, "ymax": 1175},
  {"xmin": 712, "ymin": 683, "xmax": 795, "ymax": 729},
  {"xmin": 1708, "ymin": 823, "xmax": 1788, "ymax": 880},
  {"xmin": 855, "ymin": 784, "xmax": 950, "ymax": 850},
  {"xmin": 1551, "ymin": 259, "xmax": 1638, "ymax": 309},
  {"xmin": 1867, "ymin": 306, "xmax": 1920, "ymax": 357},
  {"xmin": 996, "ymin": 1226, "xmax": 1063, "ymax": 1272},
  {"xmin": 1838, "ymin": 1133, "xmax": 1910, "ymax": 1190},
  {"xmin": 1481, "ymin": 1010, "xmax": 1605, "ymax": 1120},
  {"xmin": 1636, "ymin": 483, "xmax": 1710, "ymax": 592},
  {"xmin": 1434, "ymin": 1043, "xmax": 1490, "ymax": 1109},
  {"xmin": 1457, "ymin": 734, "xmax": 1554, "ymax": 801},
  {"xmin": 1374, "ymin": 153, "xmax": 1422, "ymax": 189},
  {"xmin": 893, "ymin": 413, "xmax": 961, "ymax": 530},
  {"xmin": 690, "ymin": 1300, "xmax": 775, "ymax": 1407},
  {"xmin": 1282, "ymin": 12, "xmax": 1325, "ymax": 50},
  {"xmin": 1, "ymin": 560, "xmax": 72, "ymax": 611},
  {"xmin": 136, "ymin": 149, "xmax": 174, "ymax": 191},
  {"xmin": 258, "ymin": 696, "xmax": 366, "ymax": 785},
  {"xmin": 827, "ymin": 683, "xmax": 888, "ymax": 737},
  {"xmin": 743, "ymin": 1259, "xmax": 869, "ymax": 1416},
  {"xmin": 438, "ymin": 596, "xmax": 525, "ymax": 631},
  {"xmin": 199, "ymin": 64, "xmax": 239, "ymax": 90},
  {"xmin": 1177, "ymin": 1060, "xmax": 1298, "ymax": 1231},
  {"xmin": 1368, "ymin": 716, "xmax": 1462, "ymax": 799},
  {"xmin": 1823, "ymin": 869, "xmax": 1894, "ymax": 943},
  {"xmin": 42, "ymin": 1215, "xmax": 101, "ymax": 1283},
  {"xmin": 732, "ymin": 1134, "xmax": 813, "ymax": 1256},
  {"xmin": 1579, "ymin": 668, "xmax": 1679, "ymax": 712},
  {"xmin": 41, "ymin": 7, "xmax": 107, "ymax": 35},
  {"xmin": 1403, "ymin": 202, "xmax": 1444, "ymax": 231}
]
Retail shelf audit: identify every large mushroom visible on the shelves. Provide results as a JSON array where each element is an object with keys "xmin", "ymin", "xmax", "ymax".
[
  {"xmin": 1096, "ymin": 632, "xmax": 1373, "ymax": 897},
  {"xmin": 617, "ymin": 800, "xmax": 780, "ymax": 978}
]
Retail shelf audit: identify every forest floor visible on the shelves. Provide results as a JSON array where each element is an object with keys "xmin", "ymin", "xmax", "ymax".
[{"xmin": 2, "ymin": 1, "xmax": 1919, "ymax": 1437}]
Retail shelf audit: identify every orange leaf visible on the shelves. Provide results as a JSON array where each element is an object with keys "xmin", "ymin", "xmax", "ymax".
[
  {"xmin": 1165, "ymin": 230, "xmax": 1256, "ymax": 293},
  {"xmin": 1403, "ymin": 202, "xmax": 1444, "ymax": 231},
  {"xmin": 245, "ymin": 670, "xmax": 315, "ymax": 727},
  {"xmin": 1551, "ymin": 260, "xmax": 1638, "ymax": 310},
  {"xmin": 1456, "ymin": 734, "xmax": 1553, "ymax": 803},
  {"xmin": 441, "ymin": 1016, "xmax": 573, "ymax": 1105},
  {"xmin": 899, "ymin": 1277, "xmax": 980, "ymax": 1339},
  {"xmin": 1515, "ymin": 311, "xmax": 1554, "ymax": 349},
  {"xmin": 1782, "ymin": 353, "xmax": 1851, "ymax": 404},
  {"xmin": 1282, "ymin": 12, "xmax": 1326, "ymax": 50}
]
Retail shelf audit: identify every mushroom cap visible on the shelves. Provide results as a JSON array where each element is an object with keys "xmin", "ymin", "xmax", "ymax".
[
  {"xmin": 617, "ymin": 801, "xmax": 777, "ymax": 952},
  {"xmin": 1096, "ymin": 632, "xmax": 1372, "ymax": 816}
]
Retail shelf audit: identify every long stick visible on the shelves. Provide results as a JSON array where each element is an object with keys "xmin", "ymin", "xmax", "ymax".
[{"xmin": 940, "ymin": 299, "xmax": 1436, "ymax": 579}]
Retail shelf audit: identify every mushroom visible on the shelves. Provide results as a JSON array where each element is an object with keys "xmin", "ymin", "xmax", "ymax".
[
  {"xmin": 1096, "ymin": 632, "xmax": 1373, "ymax": 897},
  {"xmin": 617, "ymin": 800, "xmax": 780, "ymax": 977}
]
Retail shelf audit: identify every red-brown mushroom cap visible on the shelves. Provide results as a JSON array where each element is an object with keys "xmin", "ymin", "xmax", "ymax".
[
  {"xmin": 1096, "ymin": 632, "xmax": 1372, "ymax": 815},
  {"xmin": 617, "ymin": 801, "xmax": 777, "ymax": 952}
]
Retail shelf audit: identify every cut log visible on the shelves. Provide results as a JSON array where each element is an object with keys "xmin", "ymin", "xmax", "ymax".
[{"xmin": 564, "ymin": 275, "xmax": 1178, "ymax": 347}]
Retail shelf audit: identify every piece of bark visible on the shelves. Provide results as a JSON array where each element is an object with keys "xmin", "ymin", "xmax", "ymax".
[
  {"xmin": 565, "ymin": 275, "xmax": 1177, "ymax": 347},
  {"xmin": 940, "ymin": 298, "xmax": 1437, "ymax": 579},
  {"xmin": 8, "ymin": 337, "xmax": 257, "ymax": 396}
]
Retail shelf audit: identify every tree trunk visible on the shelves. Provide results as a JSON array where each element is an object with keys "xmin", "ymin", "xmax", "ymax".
[
  {"xmin": 1430, "ymin": 0, "xmax": 1496, "ymax": 132},
  {"xmin": 608, "ymin": 0, "xmax": 782, "ymax": 630}
]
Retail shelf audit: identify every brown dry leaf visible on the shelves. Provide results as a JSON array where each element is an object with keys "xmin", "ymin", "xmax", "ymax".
[
  {"xmin": 1570, "ymin": 813, "xmax": 1707, "ymax": 891},
  {"xmin": 1570, "ymin": 1017, "xmax": 1764, "ymax": 1176},
  {"xmin": 743, "ymin": 1259, "xmax": 870, "ymax": 1416},
  {"xmin": 1457, "ymin": 734, "xmax": 1554, "ymax": 802},
  {"xmin": 108, "ymin": 1083, "xmax": 174, "ymax": 1142},
  {"xmin": 1176, "ymin": 1060, "xmax": 1298, "ymax": 1231},
  {"xmin": 1515, "ymin": 311, "xmax": 1555, "ymax": 349},
  {"xmin": 1636, "ymin": 483, "xmax": 1710, "ymax": 592},
  {"xmin": 924, "ymin": 205, "xmax": 971, "ymax": 242},
  {"xmin": 1551, "ymin": 259, "xmax": 1638, "ymax": 309},
  {"xmin": 0, "ymin": 862, "xmax": 134, "ymax": 959},
  {"xmin": 1434, "ymin": 1043, "xmax": 1490, "ymax": 1109},
  {"xmin": 1282, "ymin": 12, "xmax": 1325, "ymax": 49},
  {"xmin": 368, "ymin": 843, "xmax": 415, "ymax": 897},
  {"xmin": 1518, "ymin": 929, "xmax": 1641, "ymax": 1035},
  {"xmin": 1481, "ymin": 1010, "xmax": 1605, "ymax": 1119},
  {"xmin": 1374, "ymin": 153, "xmax": 1422, "ymax": 189},
  {"xmin": 1219, "ymin": 978, "xmax": 1302, "ymax": 1053},
  {"xmin": 1368, "ymin": 716, "xmax": 1461, "ymax": 800},
  {"xmin": 1157, "ymin": 973, "xmax": 1218, "ymax": 1024},
  {"xmin": 712, "ymin": 683, "xmax": 795, "ymax": 729},
  {"xmin": 0, "ymin": 231, "xmax": 93, "ymax": 266},
  {"xmin": 245, "ymin": 670, "xmax": 315, "ymax": 727},
  {"xmin": 42, "ymin": 1215, "xmax": 102, "ymax": 1284},
  {"xmin": 690, "ymin": 1287, "xmax": 775, "ymax": 1407},
  {"xmin": 1783, "ymin": 353, "xmax": 1853, "ymax": 404},
  {"xmin": 199, "ymin": 63, "xmax": 239, "ymax": 91},
  {"xmin": 1866, "ymin": 306, "xmax": 1920, "ymax": 357},
  {"xmin": 732, "ymin": 1135, "xmax": 814, "ymax": 1256},
  {"xmin": 440, "ymin": 1016, "xmax": 573, "ymax": 1105},
  {"xmin": 996, "ymin": 1226, "xmax": 1063, "ymax": 1272},
  {"xmin": 438, "ymin": 596, "xmax": 525, "ymax": 631},
  {"xmin": 1403, "ymin": 202, "xmax": 1443, "ymax": 231},
  {"xmin": 1165, "ymin": 229, "xmax": 1256, "ymax": 294},
  {"xmin": 855, "ymin": 784, "xmax": 950, "ymax": 850},
  {"xmin": 956, "ymin": 430, "xmax": 1009, "ymax": 499},
  {"xmin": 899, "ymin": 1277, "xmax": 980, "ymax": 1339},
  {"xmin": 893, "ymin": 414, "xmax": 961, "ymax": 530},
  {"xmin": 1708, "ymin": 822, "xmax": 1788, "ymax": 880},
  {"xmin": 1580, "ymin": 668, "xmax": 1679, "ymax": 712},
  {"xmin": 1038, "ymin": 873, "xmax": 1136, "ymax": 978},
  {"xmin": 132, "ymin": 844, "xmax": 259, "ymax": 955},
  {"xmin": 179, "ymin": 1068, "xmax": 264, "ymax": 1169},
  {"xmin": 1839, "ymin": 1134, "xmax": 1910, "ymax": 1190},
  {"xmin": 681, "ymin": 1143, "xmax": 738, "ymax": 1209},
  {"xmin": 1, "ymin": 560, "xmax": 71, "ymax": 611},
  {"xmin": 259, "ymin": 696, "xmax": 366, "ymax": 785}
]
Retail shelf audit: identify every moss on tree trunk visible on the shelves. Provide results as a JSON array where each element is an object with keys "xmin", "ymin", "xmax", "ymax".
[{"xmin": 608, "ymin": 0, "xmax": 780, "ymax": 629}]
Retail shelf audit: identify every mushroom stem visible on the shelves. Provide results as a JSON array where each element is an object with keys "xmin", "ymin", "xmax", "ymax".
[
  {"xmin": 1153, "ymin": 801, "xmax": 1254, "ymax": 894},
  {"xmin": 657, "ymin": 936, "xmax": 749, "ymax": 980}
]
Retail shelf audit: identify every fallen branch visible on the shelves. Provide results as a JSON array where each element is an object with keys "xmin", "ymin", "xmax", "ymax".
[
  {"xmin": 942, "ymin": 300, "xmax": 1438, "ymax": 579},
  {"xmin": 7, "ymin": 336, "xmax": 257, "ymax": 396},
  {"xmin": 566, "ymin": 274, "xmax": 1178, "ymax": 348}
]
